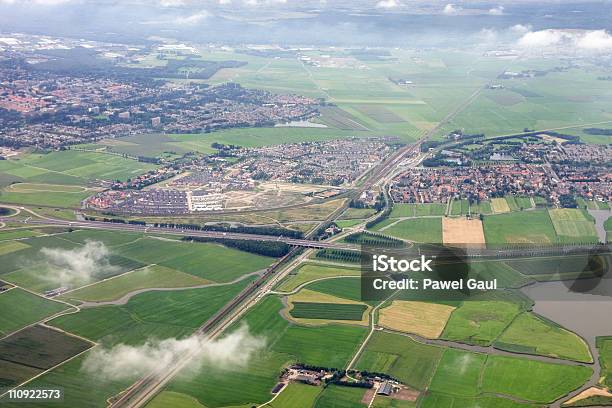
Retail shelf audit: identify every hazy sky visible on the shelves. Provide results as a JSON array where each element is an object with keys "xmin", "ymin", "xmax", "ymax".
[{"xmin": 1, "ymin": 0, "xmax": 611, "ymax": 47}]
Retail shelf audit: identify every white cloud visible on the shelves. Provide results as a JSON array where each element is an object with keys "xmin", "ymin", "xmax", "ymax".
[
  {"xmin": 517, "ymin": 29, "xmax": 612, "ymax": 51},
  {"xmin": 518, "ymin": 29, "xmax": 568, "ymax": 48},
  {"xmin": 488, "ymin": 5, "xmax": 504, "ymax": 15},
  {"xmin": 376, "ymin": 0, "xmax": 401, "ymax": 9},
  {"xmin": 510, "ymin": 24, "xmax": 532, "ymax": 35},
  {"xmin": 0, "ymin": 0, "xmax": 75, "ymax": 4},
  {"xmin": 442, "ymin": 3, "xmax": 461, "ymax": 15},
  {"xmin": 82, "ymin": 325, "xmax": 265, "ymax": 382},
  {"xmin": 36, "ymin": 240, "xmax": 119, "ymax": 288},
  {"xmin": 218, "ymin": 0, "xmax": 231, "ymax": 4},
  {"xmin": 576, "ymin": 29, "xmax": 612, "ymax": 50},
  {"xmin": 173, "ymin": 11, "xmax": 209, "ymax": 24},
  {"xmin": 158, "ymin": 0, "xmax": 185, "ymax": 7}
]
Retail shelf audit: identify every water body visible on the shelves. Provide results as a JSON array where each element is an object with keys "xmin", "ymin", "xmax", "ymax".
[
  {"xmin": 522, "ymin": 280, "xmax": 612, "ymax": 347},
  {"xmin": 274, "ymin": 120, "xmax": 328, "ymax": 128},
  {"xmin": 522, "ymin": 280, "xmax": 612, "ymax": 407}
]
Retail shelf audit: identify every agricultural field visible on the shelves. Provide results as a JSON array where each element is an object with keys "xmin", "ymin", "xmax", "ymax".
[
  {"xmin": 505, "ymin": 254, "xmax": 602, "ymax": 280},
  {"xmin": 164, "ymin": 296, "xmax": 367, "ymax": 407},
  {"xmin": 481, "ymin": 355, "xmax": 592, "ymax": 403},
  {"xmin": 442, "ymin": 217, "xmax": 485, "ymax": 246},
  {"xmin": 432, "ymin": 61, "xmax": 612, "ymax": 142},
  {"xmin": 449, "ymin": 198, "xmax": 469, "ymax": 216},
  {"xmin": 0, "ymin": 288, "xmax": 71, "ymax": 336},
  {"xmin": 313, "ymin": 385, "xmax": 366, "ymax": 408},
  {"xmin": 265, "ymin": 383, "xmax": 322, "ymax": 408},
  {"xmin": 442, "ymin": 300, "xmax": 522, "ymax": 346},
  {"xmin": 597, "ymin": 336, "xmax": 612, "ymax": 389},
  {"xmin": 0, "ymin": 150, "xmax": 159, "ymax": 207},
  {"xmin": 60, "ymin": 265, "xmax": 211, "ymax": 303},
  {"xmin": 495, "ymin": 312, "xmax": 592, "ymax": 363},
  {"xmin": 277, "ymin": 263, "xmax": 360, "ymax": 293},
  {"xmin": 548, "ymin": 208, "xmax": 599, "ymax": 243},
  {"xmin": 147, "ymin": 391, "xmax": 207, "ymax": 408},
  {"xmin": 429, "ymin": 349, "xmax": 487, "ymax": 397},
  {"xmin": 356, "ymin": 331, "xmax": 443, "ymax": 390},
  {"xmin": 414, "ymin": 204, "xmax": 447, "ymax": 217},
  {"xmin": 491, "ymin": 198, "xmax": 511, "ymax": 214},
  {"xmin": 483, "ymin": 210, "xmax": 558, "ymax": 245},
  {"xmin": 379, "ymin": 218, "xmax": 442, "ymax": 243},
  {"xmin": 389, "ymin": 204, "xmax": 415, "ymax": 218},
  {"xmin": 420, "ymin": 392, "xmax": 539, "ymax": 408},
  {"xmin": 286, "ymin": 287, "xmax": 370, "ymax": 326},
  {"xmin": 289, "ymin": 302, "xmax": 367, "ymax": 321},
  {"xmin": 339, "ymin": 207, "xmax": 377, "ymax": 220},
  {"xmin": 378, "ymin": 301, "xmax": 455, "ymax": 339},
  {"xmin": 0, "ymin": 325, "xmax": 92, "ymax": 387}
]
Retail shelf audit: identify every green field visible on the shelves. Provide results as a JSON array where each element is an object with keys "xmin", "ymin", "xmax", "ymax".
[
  {"xmin": 481, "ymin": 355, "xmax": 592, "ymax": 403},
  {"xmin": 548, "ymin": 208, "xmax": 598, "ymax": 243},
  {"xmin": 389, "ymin": 204, "xmax": 415, "ymax": 218},
  {"xmin": 0, "ymin": 324, "xmax": 91, "ymax": 370},
  {"xmin": 495, "ymin": 313, "xmax": 592, "ymax": 363},
  {"xmin": 0, "ymin": 150, "xmax": 160, "ymax": 207},
  {"xmin": 266, "ymin": 383, "xmax": 322, "ymax": 408},
  {"xmin": 420, "ymin": 392, "xmax": 539, "ymax": 408},
  {"xmin": 356, "ymin": 331, "xmax": 443, "ymax": 390},
  {"xmin": 50, "ymin": 279, "xmax": 252, "ymax": 346},
  {"xmin": 278, "ymin": 263, "xmax": 360, "ymax": 293},
  {"xmin": 116, "ymin": 237, "xmax": 274, "ymax": 282},
  {"xmin": 483, "ymin": 210, "xmax": 558, "ymax": 245},
  {"xmin": 0, "ymin": 288, "xmax": 70, "ymax": 336},
  {"xmin": 147, "ymin": 391, "xmax": 206, "ymax": 408},
  {"xmin": 305, "ymin": 277, "xmax": 365, "ymax": 304},
  {"xmin": 380, "ymin": 218, "xmax": 442, "ymax": 243},
  {"xmin": 289, "ymin": 302, "xmax": 367, "ymax": 321},
  {"xmin": 597, "ymin": 336, "xmax": 612, "ymax": 388},
  {"xmin": 60, "ymin": 265, "xmax": 211, "ymax": 302},
  {"xmin": 442, "ymin": 301, "xmax": 522, "ymax": 346},
  {"xmin": 450, "ymin": 199, "xmax": 470, "ymax": 216},
  {"xmin": 165, "ymin": 296, "xmax": 367, "ymax": 407},
  {"xmin": 433, "ymin": 61, "xmax": 612, "ymax": 142},
  {"xmin": 429, "ymin": 349, "xmax": 487, "ymax": 397},
  {"xmin": 0, "ymin": 324, "xmax": 91, "ymax": 388},
  {"xmin": 314, "ymin": 385, "xmax": 366, "ymax": 408},
  {"xmin": 415, "ymin": 204, "xmax": 447, "ymax": 217}
]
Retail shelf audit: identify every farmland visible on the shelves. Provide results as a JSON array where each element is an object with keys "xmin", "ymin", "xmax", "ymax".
[
  {"xmin": 165, "ymin": 296, "xmax": 367, "ymax": 407},
  {"xmin": 313, "ymin": 385, "xmax": 366, "ymax": 408},
  {"xmin": 483, "ymin": 210, "xmax": 558, "ymax": 245},
  {"xmin": 49, "ymin": 279, "xmax": 253, "ymax": 346},
  {"xmin": 380, "ymin": 218, "xmax": 442, "ymax": 243},
  {"xmin": 378, "ymin": 301, "xmax": 455, "ymax": 339},
  {"xmin": 597, "ymin": 336, "xmax": 612, "ymax": 389},
  {"xmin": 481, "ymin": 355, "xmax": 592, "ymax": 403},
  {"xmin": 495, "ymin": 312, "xmax": 592, "ymax": 363},
  {"xmin": 0, "ymin": 288, "xmax": 70, "ymax": 336},
  {"xmin": 289, "ymin": 302, "xmax": 367, "ymax": 321},
  {"xmin": 548, "ymin": 208, "xmax": 599, "ymax": 243},
  {"xmin": 356, "ymin": 331, "xmax": 443, "ymax": 390},
  {"xmin": 442, "ymin": 300, "xmax": 522, "ymax": 346},
  {"xmin": 60, "ymin": 265, "xmax": 211, "ymax": 303},
  {"xmin": 429, "ymin": 349, "xmax": 487, "ymax": 397},
  {"xmin": 277, "ymin": 263, "xmax": 360, "ymax": 293},
  {"xmin": 0, "ymin": 150, "xmax": 159, "ymax": 207},
  {"xmin": 0, "ymin": 325, "xmax": 91, "ymax": 388},
  {"xmin": 265, "ymin": 383, "xmax": 322, "ymax": 408}
]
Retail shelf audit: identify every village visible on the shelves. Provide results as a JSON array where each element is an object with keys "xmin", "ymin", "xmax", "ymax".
[
  {"xmin": 83, "ymin": 138, "xmax": 390, "ymax": 215},
  {"xmin": 394, "ymin": 135, "xmax": 612, "ymax": 206}
]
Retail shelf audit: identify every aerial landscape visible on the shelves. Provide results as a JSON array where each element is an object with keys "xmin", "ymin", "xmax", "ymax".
[{"xmin": 0, "ymin": 0, "xmax": 611, "ymax": 407}]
